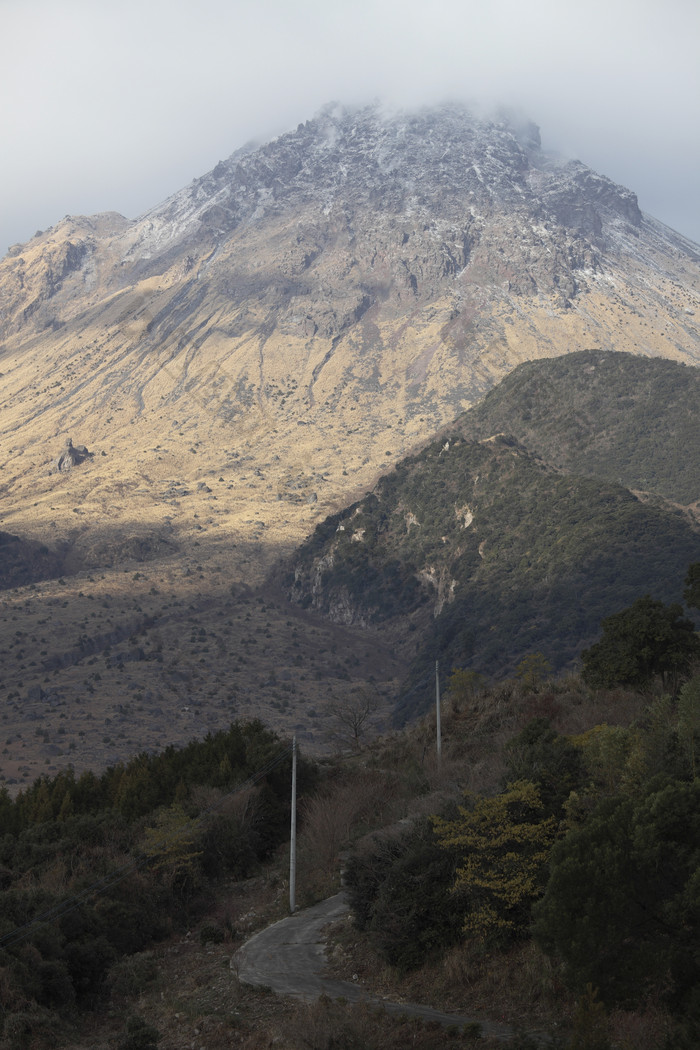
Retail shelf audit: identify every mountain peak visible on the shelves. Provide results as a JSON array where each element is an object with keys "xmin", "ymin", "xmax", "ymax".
[
  {"xmin": 0, "ymin": 101, "xmax": 699, "ymax": 780},
  {"xmin": 116, "ymin": 99, "xmax": 642, "ymax": 295},
  {"xmin": 0, "ymin": 100, "xmax": 698, "ymax": 560}
]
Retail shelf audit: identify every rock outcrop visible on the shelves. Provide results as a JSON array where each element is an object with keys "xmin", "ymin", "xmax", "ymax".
[{"xmin": 54, "ymin": 438, "xmax": 94, "ymax": 473}]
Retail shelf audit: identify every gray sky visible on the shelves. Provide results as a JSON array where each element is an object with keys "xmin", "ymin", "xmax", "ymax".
[{"xmin": 2, "ymin": 0, "xmax": 699, "ymax": 258}]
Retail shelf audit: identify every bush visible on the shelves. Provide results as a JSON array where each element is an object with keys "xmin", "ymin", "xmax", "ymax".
[
  {"xmin": 533, "ymin": 780, "xmax": 700, "ymax": 1010},
  {"xmin": 106, "ymin": 951, "xmax": 158, "ymax": 999},
  {"xmin": 503, "ymin": 718, "xmax": 587, "ymax": 816},
  {"xmin": 199, "ymin": 922, "xmax": 226, "ymax": 945},
  {"xmin": 433, "ymin": 782, "xmax": 556, "ymax": 944},
  {"xmin": 0, "ymin": 1006, "xmax": 60, "ymax": 1050},
  {"xmin": 117, "ymin": 1015, "xmax": 161, "ymax": 1050},
  {"xmin": 345, "ymin": 817, "xmax": 463, "ymax": 972}
]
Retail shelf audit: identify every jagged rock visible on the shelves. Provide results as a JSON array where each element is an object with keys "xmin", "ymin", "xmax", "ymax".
[{"xmin": 54, "ymin": 437, "xmax": 94, "ymax": 473}]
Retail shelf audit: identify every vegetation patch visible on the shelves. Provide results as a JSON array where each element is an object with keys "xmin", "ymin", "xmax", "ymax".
[{"xmin": 290, "ymin": 430, "xmax": 699, "ymax": 719}]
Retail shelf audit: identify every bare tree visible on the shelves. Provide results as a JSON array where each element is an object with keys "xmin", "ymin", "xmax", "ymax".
[
  {"xmin": 298, "ymin": 770, "xmax": 395, "ymax": 888},
  {"xmin": 327, "ymin": 686, "xmax": 379, "ymax": 751}
]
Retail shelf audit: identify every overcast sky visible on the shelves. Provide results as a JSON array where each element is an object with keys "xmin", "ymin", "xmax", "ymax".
[{"xmin": 2, "ymin": 0, "xmax": 699, "ymax": 257}]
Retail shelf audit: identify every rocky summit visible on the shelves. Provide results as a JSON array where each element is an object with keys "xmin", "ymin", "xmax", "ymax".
[
  {"xmin": 1, "ymin": 101, "xmax": 699, "ymax": 782},
  {"xmin": 1, "ymin": 101, "xmax": 699, "ymax": 562}
]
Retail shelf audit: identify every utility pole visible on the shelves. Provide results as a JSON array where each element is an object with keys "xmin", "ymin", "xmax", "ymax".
[
  {"xmin": 436, "ymin": 660, "xmax": 441, "ymax": 772},
  {"xmin": 289, "ymin": 735, "xmax": 297, "ymax": 913}
]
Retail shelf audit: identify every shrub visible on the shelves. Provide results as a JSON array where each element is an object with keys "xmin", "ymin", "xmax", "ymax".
[
  {"xmin": 533, "ymin": 780, "xmax": 700, "ymax": 1010},
  {"xmin": 199, "ymin": 922, "xmax": 226, "ymax": 945},
  {"xmin": 345, "ymin": 816, "xmax": 463, "ymax": 972},
  {"xmin": 503, "ymin": 719, "xmax": 587, "ymax": 816},
  {"xmin": 434, "ymin": 782, "xmax": 556, "ymax": 944},
  {"xmin": 117, "ymin": 1015, "xmax": 161, "ymax": 1050},
  {"xmin": 105, "ymin": 951, "xmax": 158, "ymax": 999}
]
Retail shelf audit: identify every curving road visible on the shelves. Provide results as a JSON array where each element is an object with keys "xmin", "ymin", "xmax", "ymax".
[{"xmin": 232, "ymin": 892, "xmax": 517, "ymax": 1042}]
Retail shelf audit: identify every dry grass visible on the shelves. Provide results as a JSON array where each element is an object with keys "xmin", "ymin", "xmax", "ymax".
[
  {"xmin": 323, "ymin": 908, "xmax": 678, "ymax": 1050},
  {"xmin": 2, "ymin": 199, "xmax": 698, "ymax": 794},
  {"xmin": 324, "ymin": 908, "xmax": 566, "ymax": 1031}
]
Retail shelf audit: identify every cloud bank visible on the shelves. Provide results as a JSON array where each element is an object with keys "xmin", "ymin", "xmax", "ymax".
[{"xmin": 2, "ymin": 0, "xmax": 699, "ymax": 256}]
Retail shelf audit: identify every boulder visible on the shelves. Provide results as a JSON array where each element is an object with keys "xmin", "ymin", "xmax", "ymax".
[{"xmin": 54, "ymin": 437, "xmax": 94, "ymax": 472}]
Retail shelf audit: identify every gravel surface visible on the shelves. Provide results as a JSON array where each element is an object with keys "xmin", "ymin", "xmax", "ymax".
[{"xmin": 233, "ymin": 892, "xmax": 517, "ymax": 1042}]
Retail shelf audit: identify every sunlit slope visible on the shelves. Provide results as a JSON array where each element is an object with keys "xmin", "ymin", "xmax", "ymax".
[
  {"xmin": 1, "ymin": 104, "xmax": 700, "ymax": 772},
  {"xmin": 1, "ymin": 106, "xmax": 699, "ymax": 564}
]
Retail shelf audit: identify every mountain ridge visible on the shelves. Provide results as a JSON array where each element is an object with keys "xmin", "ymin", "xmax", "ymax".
[
  {"xmin": 286, "ymin": 351, "xmax": 700, "ymax": 716},
  {"xmin": 2, "ymin": 102, "xmax": 699, "ymax": 580},
  {"xmin": 1, "ymin": 101, "xmax": 700, "ymax": 781}
]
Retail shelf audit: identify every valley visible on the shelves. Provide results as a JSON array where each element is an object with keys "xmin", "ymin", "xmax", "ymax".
[{"xmin": 0, "ymin": 533, "xmax": 402, "ymax": 790}]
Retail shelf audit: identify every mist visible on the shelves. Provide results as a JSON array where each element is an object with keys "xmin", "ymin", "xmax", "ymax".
[{"xmin": 2, "ymin": 0, "xmax": 699, "ymax": 256}]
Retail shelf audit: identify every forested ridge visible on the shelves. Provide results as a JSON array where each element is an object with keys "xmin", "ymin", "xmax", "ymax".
[
  {"xmin": 456, "ymin": 350, "xmax": 700, "ymax": 505},
  {"xmin": 288, "ymin": 353, "xmax": 700, "ymax": 718},
  {"xmin": 0, "ymin": 721, "xmax": 316, "ymax": 1048},
  {"xmin": 337, "ymin": 564, "xmax": 700, "ymax": 1047}
]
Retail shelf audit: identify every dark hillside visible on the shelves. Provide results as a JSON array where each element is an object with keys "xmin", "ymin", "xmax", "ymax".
[
  {"xmin": 0, "ymin": 530, "xmax": 66, "ymax": 589},
  {"xmin": 456, "ymin": 350, "xmax": 700, "ymax": 504},
  {"xmin": 288, "ymin": 432, "xmax": 700, "ymax": 720}
]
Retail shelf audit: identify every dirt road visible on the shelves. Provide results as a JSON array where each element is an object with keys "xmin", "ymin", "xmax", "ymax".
[{"xmin": 232, "ymin": 892, "xmax": 518, "ymax": 1042}]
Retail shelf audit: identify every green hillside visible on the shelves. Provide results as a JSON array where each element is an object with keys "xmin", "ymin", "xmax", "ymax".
[
  {"xmin": 288, "ymin": 353, "xmax": 700, "ymax": 719},
  {"xmin": 456, "ymin": 350, "xmax": 700, "ymax": 504}
]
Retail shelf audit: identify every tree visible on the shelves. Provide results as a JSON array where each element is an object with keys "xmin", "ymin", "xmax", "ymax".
[
  {"xmin": 685, "ymin": 562, "xmax": 700, "ymax": 613},
  {"xmin": 327, "ymin": 687, "xmax": 379, "ymax": 751},
  {"xmin": 515, "ymin": 652, "xmax": 551, "ymax": 692},
  {"xmin": 199, "ymin": 786, "xmax": 263, "ymax": 879},
  {"xmin": 344, "ymin": 816, "xmax": 463, "ymax": 972},
  {"xmin": 533, "ymin": 780, "xmax": 700, "ymax": 1010},
  {"xmin": 299, "ymin": 772, "xmax": 385, "ymax": 890},
  {"xmin": 433, "ymin": 781, "xmax": 556, "ymax": 942},
  {"xmin": 503, "ymin": 718, "xmax": 587, "ymax": 815},
  {"xmin": 572, "ymin": 723, "xmax": 635, "ymax": 797},
  {"xmin": 447, "ymin": 667, "xmax": 485, "ymax": 709},
  {"xmin": 581, "ymin": 595, "xmax": 700, "ymax": 695},
  {"xmin": 141, "ymin": 805, "xmax": 203, "ymax": 902},
  {"xmin": 678, "ymin": 675, "xmax": 700, "ymax": 779}
]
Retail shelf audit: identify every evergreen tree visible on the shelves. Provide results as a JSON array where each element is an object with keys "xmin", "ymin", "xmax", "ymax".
[{"xmin": 581, "ymin": 595, "xmax": 700, "ymax": 695}]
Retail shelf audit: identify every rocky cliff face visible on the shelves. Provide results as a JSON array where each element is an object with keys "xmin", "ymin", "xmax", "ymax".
[
  {"xmin": 0, "ymin": 103, "xmax": 645, "ymax": 334},
  {"xmin": 0, "ymin": 101, "xmax": 699, "ymax": 566}
]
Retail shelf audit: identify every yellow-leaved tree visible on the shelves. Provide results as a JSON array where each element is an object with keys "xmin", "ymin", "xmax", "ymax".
[
  {"xmin": 432, "ymin": 780, "xmax": 556, "ymax": 942},
  {"xmin": 141, "ymin": 804, "xmax": 203, "ymax": 903}
]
